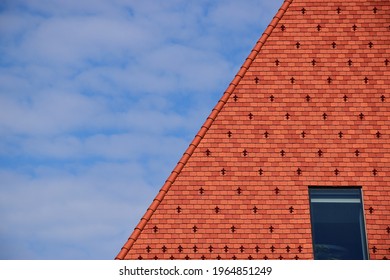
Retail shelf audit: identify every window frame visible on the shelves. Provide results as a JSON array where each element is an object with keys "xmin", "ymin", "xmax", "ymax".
[{"xmin": 308, "ymin": 186, "xmax": 369, "ymax": 260}]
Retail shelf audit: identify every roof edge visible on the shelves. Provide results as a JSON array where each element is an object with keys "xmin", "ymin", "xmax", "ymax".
[{"xmin": 115, "ymin": 0, "xmax": 293, "ymax": 260}]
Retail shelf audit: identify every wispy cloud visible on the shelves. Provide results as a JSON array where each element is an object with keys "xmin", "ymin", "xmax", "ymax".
[{"xmin": 0, "ymin": 0, "xmax": 283, "ymax": 259}]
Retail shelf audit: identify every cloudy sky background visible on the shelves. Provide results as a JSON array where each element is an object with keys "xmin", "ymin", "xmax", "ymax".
[{"xmin": 0, "ymin": 0, "xmax": 283, "ymax": 259}]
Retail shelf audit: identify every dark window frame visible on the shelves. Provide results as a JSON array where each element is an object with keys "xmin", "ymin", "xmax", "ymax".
[{"xmin": 308, "ymin": 186, "xmax": 369, "ymax": 260}]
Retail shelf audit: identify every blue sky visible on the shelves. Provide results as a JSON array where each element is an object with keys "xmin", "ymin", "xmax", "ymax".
[{"xmin": 0, "ymin": 0, "xmax": 283, "ymax": 259}]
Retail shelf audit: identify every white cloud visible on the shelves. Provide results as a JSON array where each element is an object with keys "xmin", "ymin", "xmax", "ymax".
[
  {"xmin": 0, "ymin": 162, "xmax": 156, "ymax": 259},
  {"xmin": 0, "ymin": 89, "xmax": 103, "ymax": 135},
  {"xmin": 18, "ymin": 17, "xmax": 153, "ymax": 65}
]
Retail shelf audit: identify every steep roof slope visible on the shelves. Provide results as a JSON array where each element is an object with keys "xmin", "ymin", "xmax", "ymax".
[{"xmin": 116, "ymin": 0, "xmax": 390, "ymax": 260}]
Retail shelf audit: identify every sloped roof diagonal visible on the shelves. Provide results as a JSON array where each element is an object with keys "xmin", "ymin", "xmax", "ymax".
[{"xmin": 117, "ymin": 0, "xmax": 390, "ymax": 260}]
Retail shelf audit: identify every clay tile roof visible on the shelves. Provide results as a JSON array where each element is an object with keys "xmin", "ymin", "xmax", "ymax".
[{"xmin": 116, "ymin": 0, "xmax": 390, "ymax": 260}]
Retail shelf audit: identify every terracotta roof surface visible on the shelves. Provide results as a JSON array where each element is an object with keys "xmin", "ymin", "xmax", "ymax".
[{"xmin": 117, "ymin": 0, "xmax": 390, "ymax": 260}]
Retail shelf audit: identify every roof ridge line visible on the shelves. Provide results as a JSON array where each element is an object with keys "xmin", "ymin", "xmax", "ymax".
[{"xmin": 115, "ymin": 0, "xmax": 293, "ymax": 260}]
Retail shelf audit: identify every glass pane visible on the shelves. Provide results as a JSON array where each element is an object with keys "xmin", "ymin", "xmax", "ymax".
[{"xmin": 309, "ymin": 188, "xmax": 368, "ymax": 260}]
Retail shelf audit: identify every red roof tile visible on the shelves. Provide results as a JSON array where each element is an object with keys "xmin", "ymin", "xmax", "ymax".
[{"xmin": 116, "ymin": 0, "xmax": 390, "ymax": 260}]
